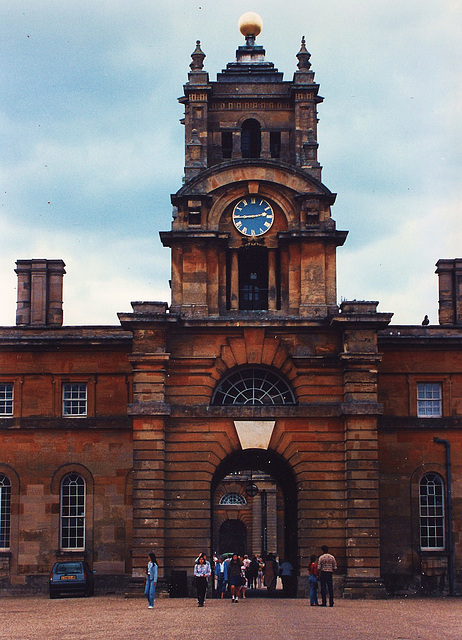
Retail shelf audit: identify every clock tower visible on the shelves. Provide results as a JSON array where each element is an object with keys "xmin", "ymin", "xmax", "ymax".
[{"xmin": 161, "ymin": 17, "xmax": 347, "ymax": 319}]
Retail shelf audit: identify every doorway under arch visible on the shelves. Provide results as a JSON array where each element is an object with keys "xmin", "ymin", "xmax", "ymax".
[{"xmin": 219, "ymin": 518, "xmax": 247, "ymax": 557}]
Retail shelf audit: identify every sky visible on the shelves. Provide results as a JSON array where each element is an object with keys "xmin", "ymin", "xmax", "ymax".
[{"xmin": 1, "ymin": 0, "xmax": 461, "ymax": 326}]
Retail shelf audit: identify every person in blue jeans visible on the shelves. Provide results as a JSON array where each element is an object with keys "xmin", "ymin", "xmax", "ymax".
[
  {"xmin": 318, "ymin": 545, "xmax": 337, "ymax": 607},
  {"xmin": 145, "ymin": 552, "xmax": 158, "ymax": 608},
  {"xmin": 308, "ymin": 555, "xmax": 319, "ymax": 605},
  {"xmin": 214, "ymin": 556, "xmax": 228, "ymax": 598}
]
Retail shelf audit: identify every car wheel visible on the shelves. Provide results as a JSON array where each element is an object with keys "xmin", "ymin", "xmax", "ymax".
[{"xmin": 49, "ymin": 591, "xmax": 57, "ymax": 599}]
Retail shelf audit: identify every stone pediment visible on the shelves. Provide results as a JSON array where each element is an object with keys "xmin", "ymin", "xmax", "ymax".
[{"xmin": 173, "ymin": 159, "xmax": 336, "ymax": 202}]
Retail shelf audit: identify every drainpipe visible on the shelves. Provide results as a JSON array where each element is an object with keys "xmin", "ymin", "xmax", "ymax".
[{"xmin": 433, "ymin": 437, "xmax": 454, "ymax": 595}]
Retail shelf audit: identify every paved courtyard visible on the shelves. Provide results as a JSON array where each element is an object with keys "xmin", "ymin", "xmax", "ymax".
[{"xmin": 1, "ymin": 596, "xmax": 461, "ymax": 640}]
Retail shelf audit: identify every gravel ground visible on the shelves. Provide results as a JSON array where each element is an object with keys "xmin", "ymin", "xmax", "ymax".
[{"xmin": 1, "ymin": 595, "xmax": 461, "ymax": 640}]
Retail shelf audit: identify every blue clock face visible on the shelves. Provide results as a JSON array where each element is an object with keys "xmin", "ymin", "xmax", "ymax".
[{"xmin": 232, "ymin": 197, "xmax": 274, "ymax": 237}]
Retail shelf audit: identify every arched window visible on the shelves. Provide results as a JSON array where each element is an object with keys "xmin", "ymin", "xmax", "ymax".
[
  {"xmin": 212, "ymin": 367, "xmax": 296, "ymax": 405},
  {"xmin": 60, "ymin": 474, "xmax": 86, "ymax": 550},
  {"xmin": 420, "ymin": 473, "xmax": 445, "ymax": 550},
  {"xmin": 219, "ymin": 493, "xmax": 247, "ymax": 506},
  {"xmin": 0, "ymin": 475, "xmax": 11, "ymax": 548},
  {"xmin": 241, "ymin": 119, "xmax": 261, "ymax": 158}
]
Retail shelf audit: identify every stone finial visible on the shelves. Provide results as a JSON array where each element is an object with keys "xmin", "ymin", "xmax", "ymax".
[
  {"xmin": 190, "ymin": 40, "xmax": 206, "ymax": 71},
  {"xmin": 238, "ymin": 11, "xmax": 263, "ymax": 47},
  {"xmin": 189, "ymin": 128, "xmax": 200, "ymax": 144},
  {"xmin": 296, "ymin": 36, "xmax": 311, "ymax": 70}
]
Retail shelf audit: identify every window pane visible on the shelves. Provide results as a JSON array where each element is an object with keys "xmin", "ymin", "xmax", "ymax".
[
  {"xmin": 0, "ymin": 384, "xmax": 14, "ymax": 416},
  {"xmin": 212, "ymin": 367, "xmax": 296, "ymax": 406},
  {"xmin": 0, "ymin": 475, "xmax": 11, "ymax": 548},
  {"xmin": 63, "ymin": 384, "xmax": 87, "ymax": 416},
  {"xmin": 417, "ymin": 383, "xmax": 442, "ymax": 417},
  {"xmin": 420, "ymin": 474, "xmax": 445, "ymax": 550},
  {"xmin": 60, "ymin": 474, "xmax": 85, "ymax": 549},
  {"xmin": 219, "ymin": 493, "xmax": 247, "ymax": 505}
]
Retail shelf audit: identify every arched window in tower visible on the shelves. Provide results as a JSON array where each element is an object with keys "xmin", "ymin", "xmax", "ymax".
[
  {"xmin": 0, "ymin": 474, "xmax": 11, "ymax": 548},
  {"xmin": 239, "ymin": 245, "xmax": 268, "ymax": 310},
  {"xmin": 60, "ymin": 473, "xmax": 86, "ymax": 550},
  {"xmin": 211, "ymin": 366, "xmax": 296, "ymax": 405},
  {"xmin": 241, "ymin": 119, "xmax": 261, "ymax": 158},
  {"xmin": 419, "ymin": 473, "xmax": 445, "ymax": 551},
  {"xmin": 219, "ymin": 493, "xmax": 247, "ymax": 506}
]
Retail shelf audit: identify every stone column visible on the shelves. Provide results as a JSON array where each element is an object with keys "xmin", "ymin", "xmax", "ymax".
[
  {"xmin": 119, "ymin": 302, "xmax": 172, "ymax": 588},
  {"xmin": 268, "ymin": 249, "xmax": 277, "ymax": 311},
  {"xmin": 251, "ymin": 493, "xmax": 262, "ymax": 556},
  {"xmin": 261, "ymin": 131, "xmax": 271, "ymax": 159},
  {"xmin": 266, "ymin": 489, "xmax": 278, "ymax": 555},
  {"xmin": 333, "ymin": 301, "xmax": 392, "ymax": 597},
  {"xmin": 230, "ymin": 250, "xmax": 239, "ymax": 310}
]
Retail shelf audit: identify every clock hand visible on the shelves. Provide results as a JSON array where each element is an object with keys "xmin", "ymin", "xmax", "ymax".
[{"xmin": 233, "ymin": 212, "xmax": 268, "ymax": 219}]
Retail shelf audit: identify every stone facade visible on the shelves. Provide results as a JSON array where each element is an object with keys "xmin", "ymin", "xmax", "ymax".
[{"xmin": 0, "ymin": 27, "xmax": 461, "ymax": 597}]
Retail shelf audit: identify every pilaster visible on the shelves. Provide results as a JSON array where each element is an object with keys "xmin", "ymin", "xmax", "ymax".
[
  {"xmin": 333, "ymin": 301, "xmax": 392, "ymax": 597},
  {"xmin": 118, "ymin": 302, "xmax": 176, "ymax": 580}
]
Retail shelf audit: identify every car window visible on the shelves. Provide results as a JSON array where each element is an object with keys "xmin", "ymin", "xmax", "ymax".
[{"xmin": 55, "ymin": 563, "xmax": 82, "ymax": 575}]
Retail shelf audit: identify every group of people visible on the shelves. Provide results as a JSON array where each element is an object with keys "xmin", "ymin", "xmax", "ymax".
[
  {"xmin": 194, "ymin": 552, "xmax": 297, "ymax": 605},
  {"xmin": 195, "ymin": 552, "xmax": 273, "ymax": 606},
  {"xmin": 144, "ymin": 545, "xmax": 337, "ymax": 609},
  {"xmin": 308, "ymin": 545, "xmax": 337, "ymax": 607}
]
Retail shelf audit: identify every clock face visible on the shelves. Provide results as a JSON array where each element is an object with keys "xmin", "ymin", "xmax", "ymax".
[{"xmin": 232, "ymin": 197, "xmax": 274, "ymax": 237}]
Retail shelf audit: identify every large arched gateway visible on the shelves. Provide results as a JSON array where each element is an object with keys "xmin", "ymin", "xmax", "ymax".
[{"xmin": 212, "ymin": 448, "xmax": 298, "ymax": 573}]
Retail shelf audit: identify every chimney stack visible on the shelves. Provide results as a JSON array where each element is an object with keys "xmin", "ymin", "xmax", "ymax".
[
  {"xmin": 15, "ymin": 259, "xmax": 66, "ymax": 327},
  {"xmin": 435, "ymin": 259, "xmax": 462, "ymax": 326}
]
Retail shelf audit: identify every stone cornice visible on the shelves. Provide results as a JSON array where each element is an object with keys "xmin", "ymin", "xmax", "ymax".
[{"xmin": 0, "ymin": 416, "xmax": 131, "ymax": 430}]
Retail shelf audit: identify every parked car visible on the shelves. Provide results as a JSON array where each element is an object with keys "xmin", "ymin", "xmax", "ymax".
[{"xmin": 49, "ymin": 561, "xmax": 95, "ymax": 598}]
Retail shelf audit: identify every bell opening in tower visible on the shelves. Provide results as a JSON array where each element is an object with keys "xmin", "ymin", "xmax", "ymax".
[{"xmin": 241, "ymin": 119, "xmax": 261, "ymax": 159}]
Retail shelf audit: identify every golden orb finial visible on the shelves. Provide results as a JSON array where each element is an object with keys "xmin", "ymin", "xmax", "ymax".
[{"xmin": 238, "ymin": 11, "xmax": 263, "ymax": 38}]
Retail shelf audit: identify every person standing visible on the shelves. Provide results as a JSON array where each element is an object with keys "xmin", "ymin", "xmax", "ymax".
[
  {"xmin": 214, "ymin": 556, "xmax": 228, "ymax": 598},
  {"xmin": 228, "ymin": 553, "xmax": 244, "ymax": 603},
  {"xmin": 194, "ymin": 555, "xmax": 211, "ymax": 607},
  {"xmin": 248, "ymin": 555, "xmax": 259, "ymax": 589},
  {"xmin": 308, "ymin": 554, "xmax": 319, "ymax": 606},
  {"xmin": 144, "ymin": 552, "xmax": 158, "ymax": 609},
  {"xmin": 257, "ymin": 556, "xmax": 264, "ymax": 588},
  {"xmin": 318, "ymin": 545, "xmax": 337, "ymax": 607},
  {"xmin": 279, "ymin": 558, "xmax": 295, "ymax": 596},
  {"xmin": 263, "ymin": 554, "xmax": 279, "ymax": 592}
]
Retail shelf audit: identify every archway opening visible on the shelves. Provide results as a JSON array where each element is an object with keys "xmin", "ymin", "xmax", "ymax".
[
  {"xmin": 241, "ymin": 119, "xmax": 261, "ymax": 158},
  {"xmin": 211, "ymin": 448, "xmax": 298, "ymax": 596}
]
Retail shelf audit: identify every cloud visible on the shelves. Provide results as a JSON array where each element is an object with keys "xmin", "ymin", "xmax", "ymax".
[
  {"xmin": 338, "ymin": 196, "xmax": 461, "ymax": 324},
  {"xmin": 0, "ymin": 1, "xmax": 460, "ymax": 327},
  {"xmin": 0, "ymin": 216, "xmax": 171, "ymax": 326}
]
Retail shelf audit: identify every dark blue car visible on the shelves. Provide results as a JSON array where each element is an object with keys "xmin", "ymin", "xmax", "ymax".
[{"xmin": 49, "ymin": 561, "xmax": 95, "ymax": 598}]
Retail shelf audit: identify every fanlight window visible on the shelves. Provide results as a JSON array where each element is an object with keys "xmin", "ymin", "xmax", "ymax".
[
  {"xmin": 219, "ymin": 493, "xmax": 247, "ymax": 506},
  {"xmin": 212, "ymin": 367, "xmax": 296, "ymax": 405}
]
